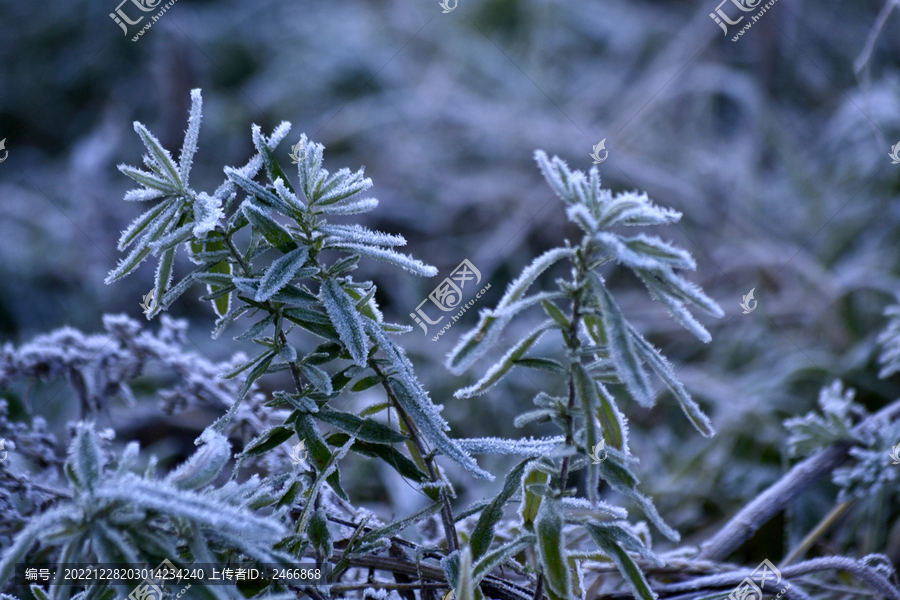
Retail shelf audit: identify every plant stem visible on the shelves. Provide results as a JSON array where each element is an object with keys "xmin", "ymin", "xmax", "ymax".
[
  {"xmin": 780, "ymin": 500, "xmax": 853, "ymax": 568},
  {"xmin": 219, "ymin": 228, "xmax": 306, "ymax": 395},
  {"xmin": 558, "ymin": 252, "xmax": 585, "ymax": 492},
  {"xmin": 701, "ymin": 397, "xmax": 900, "ymax": 561},
  {"xmin": 372, "ymin": 363, "xmax": 460, "ymax": 554}
]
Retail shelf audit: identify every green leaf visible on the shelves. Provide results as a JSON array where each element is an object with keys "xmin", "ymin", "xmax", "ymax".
[
  {"xmin": 519, "ymin": 467, "xmax": 547, "ymax": 529},
  {"xmin": 594, "ymin": 382, "xmax": 626, "ymax": 451},
  {"xmin": 326, "ymin": 433, "xmax": 429, "ymax": 483},
  {"xmin": 472, "ymin": 534, "xmax": 535, "ymax": 585},
  {"xmin": 308, "ymin": 507, "xmax": 333, "ymax": 558},
  {"xmin": 470, "ymin": 459, "xmax": 531, "ymax": 559},
  {"xmin": 195, "ymin": 239, "xmax": 232, "ymax": 317},
  {"xmin": 210, "ymin": 351, "xmax": 275, "ymax": 434},
  {"xmin": 256, "ymin": 247, "xmax": 310, "ymax": 302},
  {"xmin": 584, "ymin": 523, "xmax": 660, "ymax": 600},
  {"xmin": 325, "ymin": 243, "xmax": 437, "ymax": 277},
  {"xmin": 535, "ymin": 498, "xmax": 571, "ymax": 599},
  {"xmin": 226, "ymin": 168, "xmax": 297, "ymax": 217},
  {"xmin": 134, "ymin": 123, "xmax": 181, "ymax": 186},
  {"xmin": 542, "ymin": 299, "xmax": 570, "ymax": 329},
  {"xmin": 295, "ymin": 433, "xmax": 356, "ymax": 533},
  {"xmin": 454, "ymin": 322, "xmax": 553, "ymax": 399},
  {"xmin": 300, "ymin": 364, "xmax": 333, "ymax": 395},
  {"xmin": 242, "ymin": 202, "xmax": 298, "ymax": 252},
  {"xmin": 295, "ymin": 413, "xmax": 348, "ymax": 499},
  {"xmin": 592, "ymin": 274, "xmax": 655, "ymax": 407},
  {"xmin": 316, "ymin": 406, "xmax": 407, "ymax": 444},
  {"xmin": 319, "ymin": 278, "xmax": 370, "ymax": 367},
  {"xmin": 456, "ymin": 547, "xmax": 476, "ymax": 600},
  {"xmin": 238, "ymin": 425, "xmax": 295, "ymax": 459},
  {"xmin": 627, "ymin": 322, "xmax": 715, "ymax": 437},
  {"xmin": 514, "ymin": 357, "xmax": 567, "ymax": 374},
  {"xmin": 349, "ymin": 502, "xmax": 443, "ymax": 558},
  {"xmin": 351, "ymin": 374, "xmax": 384, "ymax": 392}
]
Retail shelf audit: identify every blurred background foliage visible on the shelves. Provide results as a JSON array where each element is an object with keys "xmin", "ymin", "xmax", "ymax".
[{"xmin": 1, "ymin": 0, "xmax": 900, "ymax": 567}]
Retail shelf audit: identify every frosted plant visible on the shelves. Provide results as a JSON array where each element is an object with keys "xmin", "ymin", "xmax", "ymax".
[
  {"xmin": 443, "ymin": 152, "xmax": 722, "ymax": 600},
  {"xmin": 3, "ymin": 89, "xmax": 900, "ymax": 600},
  {"xmin": 0, "ymin": 422, "xmax": 294, "ymax": 600},
  {"xmin": 877, "ymin": 300, "xmax": 900, "ymax": 378}
]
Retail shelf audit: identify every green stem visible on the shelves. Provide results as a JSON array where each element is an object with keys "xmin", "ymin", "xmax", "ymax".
[{"xmin": 372, "ymin": 363, "xmax": 460, "ymax": 554}]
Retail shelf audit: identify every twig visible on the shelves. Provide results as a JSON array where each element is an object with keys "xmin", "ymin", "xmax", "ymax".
[
  {"xmin": 701, "ymin": 398, "xmax": 900, "ymax": 561},
  {"xmin": 372, "ymin": 362, "xmax": 460, "ymax": 554},
  {"xmin": 780, "ymin": 500, "xmax": 854, "ymax": 568},
  {"xmin": 651, "ymin": 557, "xmax": 900, "ymax": 600},
  {"xmin": 329, "ymin": 581, "xmax": 447, "ymax": 593}
]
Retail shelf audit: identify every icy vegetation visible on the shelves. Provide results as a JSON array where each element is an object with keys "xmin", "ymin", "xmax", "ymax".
[{"xmin": 1, "ymin": 91, "xmax": 900, "ymax": 600}]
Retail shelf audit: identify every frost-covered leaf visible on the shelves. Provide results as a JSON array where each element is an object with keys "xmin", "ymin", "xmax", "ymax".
[
  {"xmin": 325, "ymin": 243, "xmax": 437, "ymax": 277},
  {"xmin": 134, "ymin": 122, "xmax": 181, "ymax": 188},
  {"xmin": 446, "ymin": 249, "xmax": 571, "ymax": 375},
  {"xmin": 166, "ymin": 428, "xmax": 231, "ymax": 490},
  {"xmin": 572, "ymin": 362, "xmax": 602, "ymax": 505},
  {"xmin": 454, "ymin": 322, "xmax": 553, "ymax": 398},
  {"xmin": 785, "ymin": 380, "xmax": 863, "ymax": 457},
  {"xmin": 457, "ymin": 436, "xmax": 565, "ymax": 456},
  {"xmin": 241, "ymin": 201, "xmax": 297, "ymax": 253},
  {"xmin": 179, "ymin": 89, "xmax": 203, "ymax": 183},
  {"xmin": 255, "ymin": 247, "xmax": 310, "ymax": 302},
  {"xmin": 597, "ymin": 459, "xmax": 679, "ymax": 542},
  {"xmin": 349, "ymin": 502, "xmax": 443, "ymax": 558},
  {"xmin": 627, "ymin": 323, "xmax": 714, "ymax": 437},
  {"xmin": 471, "ymin": 459, "xmax": 531, "ymax": 559},
  {"xmin": 472, "ymin": 535, "xmax": 534, "ymax": 585},
  {"xmin": 365, "ymin": 319, "xmax": 492, "ymax": 480},
  {"xmin": 320, "ymin": 224, "xmax": 405, "ymax": 247},
  {"xmin": 299, "ymin": 363, "xmax": 333, "ymax": 395},
  {"xmin": 592, "ymin": 274, "xmax": 655, "ymax": 407},
  {"xmin": 456, "ymin": 546, "xmax": 476, "ymax": 600},
  {"xmin": 585, "ymin": 522, "xmax": 660, "ymax": 600},
  {"xmin": 192, "ymin": 192, "xmax": 224, "ymax": 237},
  {"xmin": 68, "ymin": 422, "xmax": 104, "ymax": 492},
  {"xmin": 878, "ymin": 303, "xmax": 900, "ymax": 378},
  {"xmin": 315, "ymin": 197, "xmax": 379, "ymax": 215},
  {"xmin": 535, "ymin": 498, "xmax": 571, "ymax": 599},
  {"xmin": 597, "ymin": 190, "xmax": 682, "ymax": 229},
  {"xmin": 316, "ymin": 406, "xmax": 407, "ymax": 444},
  {"xmin": 319, "ymin": 278, "xmax": 370, "ymax": 367}
]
